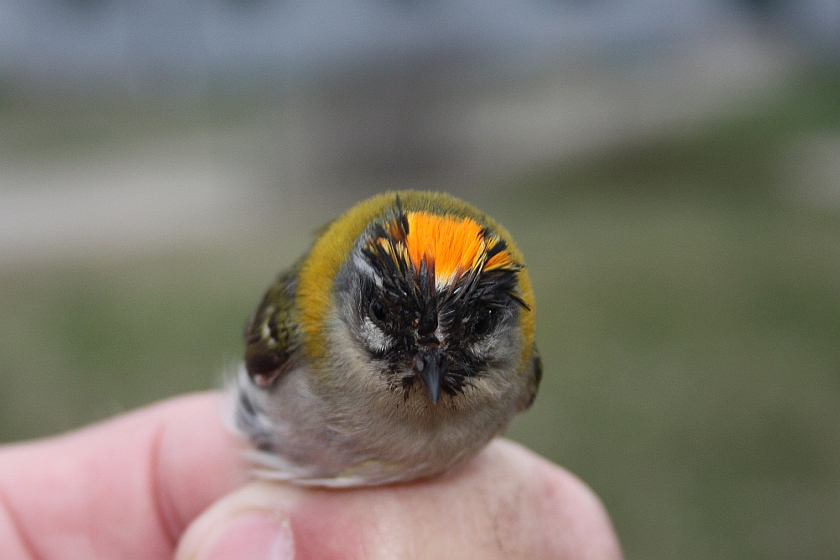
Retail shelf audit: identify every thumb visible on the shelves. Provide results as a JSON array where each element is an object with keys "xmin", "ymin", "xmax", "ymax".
[
  {"xmin": 174, "ymin": 440, "xmax": 623, "ymax": 560},
  {"xmin": 174, "ymin": 482, "xmax": 300, "ymax": 560}
]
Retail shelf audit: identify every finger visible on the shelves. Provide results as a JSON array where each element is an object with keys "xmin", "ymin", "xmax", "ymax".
[
  {"xmin": 175, "ymin": 439, "xmax": 623, "ymax": 560},
  {"xmin": 0, "ymin": 391, "xmax": 249, "ymax": 560}
]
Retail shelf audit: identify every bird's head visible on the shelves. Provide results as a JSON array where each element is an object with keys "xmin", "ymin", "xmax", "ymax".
[{"xmin": 299, "ymin": 192, "xmax": 535, "ymax": 406}]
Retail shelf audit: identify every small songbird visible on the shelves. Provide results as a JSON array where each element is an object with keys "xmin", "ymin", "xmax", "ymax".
[{"xmin": 235, "ymin": 191, "xmax": 541, "ymax": 486}]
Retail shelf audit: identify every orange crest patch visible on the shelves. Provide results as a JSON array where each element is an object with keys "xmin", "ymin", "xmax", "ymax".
[{"xmin": 374, "ymin": 211, "xmax": 517, "ymax": 288}]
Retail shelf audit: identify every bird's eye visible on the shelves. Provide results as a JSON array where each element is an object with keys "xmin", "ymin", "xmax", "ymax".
[
  {"xmin": 369, "ymin": 300, "xmax": 387, "ymax": 324},
  {"xmin": 472, "ymin": 310, "xmax": 492, "ymax": 336}
]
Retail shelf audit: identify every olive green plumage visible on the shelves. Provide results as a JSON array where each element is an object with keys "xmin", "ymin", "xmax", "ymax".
[
  {"xmin": 244, "ymin": 260, "xmax": 302, "ymax": 387},
  {"xmin": 237, "ymin": 190, "xmax": 541, "ymax": 486}
]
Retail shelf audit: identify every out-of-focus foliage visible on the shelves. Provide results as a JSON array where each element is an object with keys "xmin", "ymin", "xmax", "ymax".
[{"xmin": 1, "ymin": 64, "xmax": 839, "ymax": 560}]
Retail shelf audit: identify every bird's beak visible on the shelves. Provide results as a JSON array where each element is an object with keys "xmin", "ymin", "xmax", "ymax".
[{"xmin": 413, "ymin": 351, "xmax": 444, "ymax": 405}]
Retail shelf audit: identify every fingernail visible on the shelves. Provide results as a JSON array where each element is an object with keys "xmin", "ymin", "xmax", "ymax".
[{"xmin": 197, "ymin": 511, "xmax": 295, "ymax": 560}]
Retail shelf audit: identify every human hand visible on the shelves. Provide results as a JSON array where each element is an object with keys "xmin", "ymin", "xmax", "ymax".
[{"xmin": 0, "ymin": 392, "xmax": 622, "ymax": 560}]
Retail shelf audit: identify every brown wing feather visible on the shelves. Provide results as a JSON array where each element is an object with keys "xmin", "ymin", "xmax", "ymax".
[
  {"xmin": 518, "ymin": 344, "xmax": 543, "ymax": 411},
  {"xmin": 244, "ymin": 261, "xmax": 302, "ymax": 387}
]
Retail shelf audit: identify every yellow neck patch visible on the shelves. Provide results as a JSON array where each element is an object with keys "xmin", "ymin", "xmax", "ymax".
[{"xmin": 379, "ymin": 211, "xmax": 515, "ymax": 288}]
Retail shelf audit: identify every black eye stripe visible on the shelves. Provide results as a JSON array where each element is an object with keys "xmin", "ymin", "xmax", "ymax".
[
  {"xmin": 369, "ymin": 300, "xmax": 387, "ymax": 323},
  {"xmin": 472, "ymin": 310, "xmax": 492, "ymax": 336}
]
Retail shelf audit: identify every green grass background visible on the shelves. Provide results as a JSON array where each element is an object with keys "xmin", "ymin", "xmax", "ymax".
[{"xmin": 1, "ymin": 68, "xmax": 839, "ymax": 559}]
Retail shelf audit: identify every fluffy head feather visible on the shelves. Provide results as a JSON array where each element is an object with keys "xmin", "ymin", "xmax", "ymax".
[{"xmin": 295, "ymin": 191, "xmax": 535, "ymax": 368}]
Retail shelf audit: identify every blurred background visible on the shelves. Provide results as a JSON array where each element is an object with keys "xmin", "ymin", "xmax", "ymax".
[{"xmin": 1, "ymin": 0, "xmax": 839, "ymax": 558}]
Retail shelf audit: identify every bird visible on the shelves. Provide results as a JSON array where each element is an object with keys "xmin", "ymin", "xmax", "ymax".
[{"xmin": 234, "ymin": 190, "xmax": 541, "ymax": 487}]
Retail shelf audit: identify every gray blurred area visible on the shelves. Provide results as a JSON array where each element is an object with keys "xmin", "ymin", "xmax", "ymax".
[{"xmin": 1, "ymin": 2, "xmax": 840, "ymax": 559}]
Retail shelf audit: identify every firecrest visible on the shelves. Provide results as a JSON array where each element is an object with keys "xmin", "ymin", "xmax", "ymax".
[{"xmin": 234, "ymin": 190, "xmax": 541, "ymax": 486}]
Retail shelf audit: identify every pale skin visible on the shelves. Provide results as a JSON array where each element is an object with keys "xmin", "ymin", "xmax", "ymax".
[{"xmin": 0, "ymin": 392, "xmax": 623, "ymax": 560}]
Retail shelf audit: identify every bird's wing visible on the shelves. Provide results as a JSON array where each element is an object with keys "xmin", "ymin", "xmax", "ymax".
[
  {"xmin": 244, "ymin": 261, "xmax": 302, "ymax": 387},
  {"xmin": 518, "ymin": 344, "xmax": 543, "ymax": 411}
]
